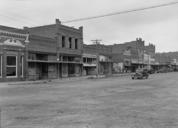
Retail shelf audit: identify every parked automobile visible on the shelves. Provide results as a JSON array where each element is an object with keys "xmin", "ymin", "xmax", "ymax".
[
  {"xmin": 147, "ymin": 69, "xmax": 155, "ymax": 74},
  {"xmin": 131, "ymin": 69, "xmax": 149, "ymax": 79},
  {"xmin": 157, "ymin": 67, "xmax": 173, "ymax": 73}
]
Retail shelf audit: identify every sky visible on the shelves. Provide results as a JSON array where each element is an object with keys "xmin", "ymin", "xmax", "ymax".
[{"xmin": 0, "ymin": 0, "xmax": 178, "ymax": 52}]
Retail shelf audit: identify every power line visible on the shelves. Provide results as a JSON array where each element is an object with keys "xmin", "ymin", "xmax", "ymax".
[{"xmin": 63, "ymin": 1, "xmax": 178, "ymax": 23}]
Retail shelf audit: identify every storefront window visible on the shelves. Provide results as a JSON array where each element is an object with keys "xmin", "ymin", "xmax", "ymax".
[{"xmin": 6, "ymin": 56, "xmax": 17, "ymax": 77}]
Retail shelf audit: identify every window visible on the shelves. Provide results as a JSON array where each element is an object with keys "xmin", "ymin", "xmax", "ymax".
[
  {"xmin": 83, "ymin": 58, "xmax": 86, "ymax": 63},
  {"xmin": 62, "ymin": 36, "xmax": 65, "ymax": 48},
  {"xmin": 20, "ymin": 56, "xmax": 24, "ymax": 77},
  {"xmin": 0, "ymin": 55, "xmax": 2, "ymax": 77},
  {"xmin": 6, "ymin": 56, "xmax": 17, "ymax": 77},
  {"xmin": 28, "ymin": 53, "xmax": 36, "ymax": 60},
  {"xmin": 75, "ymin": 39, "xmax": 78, "ymax": 49},
  {"xmin": 69, "ymin": 37, "xmax": 72, "ymax": 48}
]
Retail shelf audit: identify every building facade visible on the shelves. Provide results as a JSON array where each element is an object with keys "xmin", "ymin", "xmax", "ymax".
[
  {"xmin": 0, "ymin": 21, "xmax": 160, "ymax": 82},
  {"xmin": 26, "ymin": 19, "xmax": 83, "ymax": 79},
  {"xmin": 83, "ymin": 44, "xmax": 112, "ymax": 75},
  {"xmin": 112, "ymin": 38, "xmax": 145, "ymax": 72},
  {"xmin": 0, "ymin": 19, "xmax": 83, "ymax": 81},
  {"xmin": 0, "ymin": 26, "xmax": 29, "ymax": 81},
  {"xmin": 82, "ymin": 53, "xmax": 97, "ymax": 75}
]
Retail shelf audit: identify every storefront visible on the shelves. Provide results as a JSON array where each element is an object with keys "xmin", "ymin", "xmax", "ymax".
[{"xmin": 0, "ymin": 29, "xmax": 29, "ymax": 81}]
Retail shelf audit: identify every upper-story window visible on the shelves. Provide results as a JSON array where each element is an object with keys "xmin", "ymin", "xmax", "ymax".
[
  {"xmin": 83, "ymin": 57, "xmax": 86, "ymax": 63},
  {"xmin": 62, "ymin": 36, "xmax": 65, "ymax": 48},
  {"xmin": 69, "ymin": 37, "xmax": 72, "ymax": 49},
  {"xmin": 75, "ymin": 39, "xmax": 78, "ymax": 49}
]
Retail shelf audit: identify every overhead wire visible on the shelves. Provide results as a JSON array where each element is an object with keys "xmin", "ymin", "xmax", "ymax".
[
  {"xmin": 0, "ymin": 1, "xmax": 178, "ymax": 25},
  {"xmin": 62, "ymin": 1, "xmax": 178, "ymax": 23}
]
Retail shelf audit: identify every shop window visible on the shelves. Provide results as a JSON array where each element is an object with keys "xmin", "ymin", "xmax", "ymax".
[
  {"xmin": 62, "ymin": 36, "xmax": 65, "ymax": 48},
  {"xmin": 69, "ymin": 37, "xmax": 72, "ymax": 48},
  {"xmin": 75, "ymin": 39, "xmax": 78, "ymax": 49},
  {"xmin": 0, "ymin": 55, "xmax": 2, "ymax": 77},
  {"xmin": 20, "ymin": 56, "xmax": 24, "ymax": 77},
  {"xmin": 6, "ymin": 56, "xmax": 17, "ymax": 77}
]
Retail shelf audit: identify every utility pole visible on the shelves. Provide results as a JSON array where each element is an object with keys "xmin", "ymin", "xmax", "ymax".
[
  {"xmin": 91, "ymin": 39, "xmax": 102, "ymax": 45},
  {"xmin": 91, "ymin": 39, "xmax": 102, "ymax": 77}
]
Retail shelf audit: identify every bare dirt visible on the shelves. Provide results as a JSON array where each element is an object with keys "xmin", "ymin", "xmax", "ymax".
[{"xmin": 0, "ymin": 72, "xmax": 178, "ymax": 128}]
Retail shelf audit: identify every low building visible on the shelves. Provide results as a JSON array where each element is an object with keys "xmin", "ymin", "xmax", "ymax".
[
  {"xmin": 83, "ymin": 44, "xmax": 112, "ymax": 75},
  {"xmin": 82, "ymin": 53, "xmax": 97, "ymax": 75}
]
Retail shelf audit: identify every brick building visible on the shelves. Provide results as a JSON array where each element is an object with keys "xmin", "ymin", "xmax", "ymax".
[
  {"xmin": 0, "ymin": 26, "xmax": 29, "ymax": 81},
  {"xmin": 145, "ymin": 43, "xmax": 156, "ymax": 57},
  {"xmin": 144, "ymin": 43, "xmax": 156, "ymax": 70},
  {"xmin": 111, "ymin": 38, "xmax": 145, "ymax": 72},
  {"xmin": 0, "ymin": 20, "xmax": 159, "ymax": 81},
  {"xmin": 0, "ymin": 19, "xmax": 83, "ymax": 81},
  {"xmin": 26, "ymin": 19, "xmax": 83, "ymax": 79}
]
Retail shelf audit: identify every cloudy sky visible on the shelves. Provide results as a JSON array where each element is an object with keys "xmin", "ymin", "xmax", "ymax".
[{"xmin": 0, "ymin": 0, "xmax": 178, "ymax": 52}]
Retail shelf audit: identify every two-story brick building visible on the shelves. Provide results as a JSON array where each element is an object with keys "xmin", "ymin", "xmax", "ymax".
[
  {"xmin": 0, "ymin": 19, "xmax": 83, "ymax": 81},
  {"xmin": 111, "ymin": 38, "xmax": 145, "ymax": 72}
]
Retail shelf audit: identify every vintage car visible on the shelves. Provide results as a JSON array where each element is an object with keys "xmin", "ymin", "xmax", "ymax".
[{"xmin": 131, "ymin": 69, "xmax": 149, "ymax": 79}]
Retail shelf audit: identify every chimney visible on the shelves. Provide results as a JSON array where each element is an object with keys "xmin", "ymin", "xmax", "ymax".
[{"xmin": 56, "ymin": 19, "xmax": 61, "ymax": 24}]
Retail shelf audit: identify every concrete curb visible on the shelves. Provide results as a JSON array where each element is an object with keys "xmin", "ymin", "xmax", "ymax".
[{"xmin": 0, "ymin": 73, "xmax": 133, "ymax": 86}]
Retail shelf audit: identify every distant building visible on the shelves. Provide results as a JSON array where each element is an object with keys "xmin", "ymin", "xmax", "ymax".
[
  {"xmin": 82, "ymin": 53, "xmax": 97, "ymax": 75},
  {"xmin": 83, "ymin": 44, "xmax": 112, "ymax": 75},
  {"xmin": 145, "ymin": 43, "xmax": 156, "ymax": 58},
  {"xmin": 111, "ymin": 38, "xmax": 145, "ymax": 72}
]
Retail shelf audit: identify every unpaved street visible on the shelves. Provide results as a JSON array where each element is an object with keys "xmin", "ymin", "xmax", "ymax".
[{"xmin": 0, "ymin": 73, "xmax": 178, "ymax": 128}]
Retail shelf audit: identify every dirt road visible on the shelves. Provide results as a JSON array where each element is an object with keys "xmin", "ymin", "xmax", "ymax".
[{"xmin": 0, "ymin": 72, "xmax": 178, "ymax": 128}]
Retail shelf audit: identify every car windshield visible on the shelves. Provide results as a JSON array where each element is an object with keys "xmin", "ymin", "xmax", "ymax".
[{"xmin": 136, "ymin": 69, "xmax": 143, "ymax": 73}]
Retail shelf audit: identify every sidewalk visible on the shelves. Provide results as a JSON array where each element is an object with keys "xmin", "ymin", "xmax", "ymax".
[
  {"xmin": 112, "ymin": 73, "xmax": 133, "ymax": 77},
  {"xmin": 6, "ymin": 75, "xmax": 92, "ymax": 86},
  {"xmin": 0, "ymin": 73, "xmax": 132, "ymax": 86}
]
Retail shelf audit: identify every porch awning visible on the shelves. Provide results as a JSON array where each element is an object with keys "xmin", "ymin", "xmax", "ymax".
[
  {"xmin": 28, "ymin": 59, "xmax": 60, "ymax": 63},
  {"xmin": 28, "ymin": 59, "xmax": 83, "ymax": 64}
]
